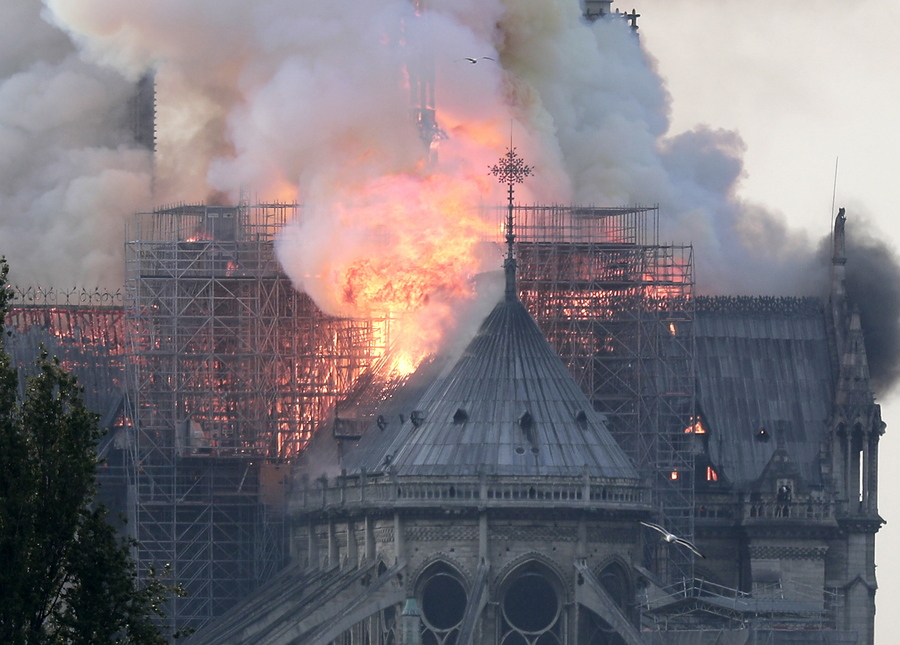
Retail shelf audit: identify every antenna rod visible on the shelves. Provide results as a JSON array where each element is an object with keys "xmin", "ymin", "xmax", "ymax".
[{"xmin": 831, "ymin": 157, "xmax": 839, "ymax": 236}]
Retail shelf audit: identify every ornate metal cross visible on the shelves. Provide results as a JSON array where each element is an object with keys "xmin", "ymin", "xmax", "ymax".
[{"xmin": 490, "ymin": 146, "xmax": 533, "ymax": 300}]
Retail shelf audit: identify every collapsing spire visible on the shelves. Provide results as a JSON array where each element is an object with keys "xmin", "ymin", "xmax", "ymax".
[
  {"xmin": 405, "ymin": 1, "xmax": 447, "ymax": 160},
  {"xmin": 490, "ymin": 146, "xmax": 533, "ymax": 301}
]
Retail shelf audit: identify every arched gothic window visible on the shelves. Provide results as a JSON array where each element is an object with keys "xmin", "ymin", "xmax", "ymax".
[
  {"xmin": 416, "ymin": 562, "xmax": 468, "ymax": 645},
  {"xmin": 499, "ymin": 563, "xmax": 565, "ymax": 645}
]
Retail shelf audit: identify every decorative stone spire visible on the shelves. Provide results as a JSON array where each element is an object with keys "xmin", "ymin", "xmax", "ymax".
[
  {"xmin": 836, "ymin": 306, "xmax": 874, "ymax": 407},
  {"xmin": 832, "ymin": 208, "xmax": 847, "ymax": 298},
  {"xmin": 490, "ymin": 145, "xmax": 532, "ymax": 302},
  {"xmin": 831, "ymin": 208, "xmax": 849, "ymax": 350}
]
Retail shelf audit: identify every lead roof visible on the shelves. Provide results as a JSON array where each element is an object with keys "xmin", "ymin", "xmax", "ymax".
[
  {"xmin": 344, "ymin": 296, "xmax": 639, "ymax": 480},
  {"xmin": 694, "ymin": 298, "xmax": 835, "ymax": 488}
]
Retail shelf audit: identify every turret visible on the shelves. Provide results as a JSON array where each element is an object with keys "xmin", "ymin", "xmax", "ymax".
[
  {"xmin": 583, "ymin": 0, "xmax": 614, "ymax": 21},
  {"xmin": 823, "ymin": 210, "xmax": 883, "ymax": 645}
]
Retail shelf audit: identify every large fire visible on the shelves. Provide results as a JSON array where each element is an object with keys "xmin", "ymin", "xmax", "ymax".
[{"xmin": 281, "ymin": 169, "xmax": 498, "ymax": 378}]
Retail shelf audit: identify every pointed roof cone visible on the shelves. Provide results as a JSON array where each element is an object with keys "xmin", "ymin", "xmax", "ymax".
[
  {"xmin": 352, "ymin": 295, "xmax": 638, "ymax": 479},
  {"xmin": 347, "ymin": 146, "xmax": 634, "ymax": 480}
]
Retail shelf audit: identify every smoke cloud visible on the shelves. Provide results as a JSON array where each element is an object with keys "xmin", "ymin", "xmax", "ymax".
[
  {"xmin": 40, "ymin": 0, "xmax": 823, "ymax": 292},
  {"xmin": 0, "ymin": 0, "xmax": 151, "ymax": 289},
  {"xmin": 0, "ymin": 0, "xmax": 888, "ymax": 376}
]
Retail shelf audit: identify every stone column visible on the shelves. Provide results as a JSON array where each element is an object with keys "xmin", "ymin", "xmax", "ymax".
[
  {"xmin": 479, "ymin": 512, "xmax": 488, "ymax": 562},
  {"xmin": 394, "ymin": 512, "xmax": 405, "ymax": 564},
  {"xmin": 347, "ymin": 520, "xmax": 358, "ymax": 566},
  {"xmin": 327, "ymin": 521, "xmax": 337, "ymax": 567},
  {"xmin": 867, "ymin": 433, "xmax": 879, "ymax": 515},
  {"xmin": 307, "ymin": 524, "xmax": 319, "ymax": 570},
  {"xmin": 365, "ymin": 515, "xmax": 376, "ymax": 562}
]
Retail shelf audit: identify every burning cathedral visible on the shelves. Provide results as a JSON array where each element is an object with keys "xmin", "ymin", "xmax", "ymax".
[
  {"xmin": 3, "ymin": 1, "xmax": 886, "ymax": 644},
  {"xmin": 171, "ymin": 189, "xmax": 882, "ymax": 644}
]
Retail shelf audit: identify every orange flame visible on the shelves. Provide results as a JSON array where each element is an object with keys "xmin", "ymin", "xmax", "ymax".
[
  {"xmin": 684, "ymin": 416, "xmax": 707, "ymax": 434},
  {"xmin": 332, "ymin": 174, "xmax": 490, "ymax": 313},
  {"xmin": 294, "ymin": 171, "xmax": 498, "ymax": 377}
]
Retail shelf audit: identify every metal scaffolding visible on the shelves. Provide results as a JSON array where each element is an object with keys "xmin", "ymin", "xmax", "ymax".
[
  {"xmin": 5, "ymin": 288, "xmax": 131, "ymax": 523},
  {"xmin": 7, "ymin": 287, "xmax": 126, "ymax": 407},
  {"xmin": 124, "ymin": 202, "xmax": 385, "ymax": 633},
  {"xmin": 509, "ymin": 204, "xmax": 696, "ymax": 582},
  {"xmin": 6, "ymin": 201, "xmax": 698, "ymax": 632}
]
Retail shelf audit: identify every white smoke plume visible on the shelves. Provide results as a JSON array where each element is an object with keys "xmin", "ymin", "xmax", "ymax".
[
  {"xmin": 0, "ymin": 0, "xmax": 151, "ymax": 290},
  {"xmin": 8, "ymin": 0, "xmax": 836, "ymax": 302}
]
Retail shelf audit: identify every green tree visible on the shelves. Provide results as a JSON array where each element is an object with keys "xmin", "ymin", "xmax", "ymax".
[{"xmin": 0, "ymin": 258, "xmax": 181, "ymax": 644}]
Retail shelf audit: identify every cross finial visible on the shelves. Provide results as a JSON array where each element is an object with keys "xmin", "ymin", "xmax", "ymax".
[
  {"xmin": 626, "ymin": 8, "xmax": 640, "ymax": 32},
  {"xmin": 490, "ymin": 146, "xmax": 533, "ymax": 301},
  {"xmin": 490, "ymin": 147, "xmax": 532, "ymax": 187}
]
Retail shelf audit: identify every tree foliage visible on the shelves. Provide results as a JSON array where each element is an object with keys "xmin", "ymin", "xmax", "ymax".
[{"xmin": 0, "ymin": 258, "xmax": 181, "ymax": 644}]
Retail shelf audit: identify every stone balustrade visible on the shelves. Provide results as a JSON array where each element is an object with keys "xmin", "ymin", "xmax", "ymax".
[{"xmin": 290, "ymin": 474, "xmax": 648, "ymax": 513}]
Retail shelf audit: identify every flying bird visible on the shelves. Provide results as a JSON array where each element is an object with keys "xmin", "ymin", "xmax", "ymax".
[
  {"xmin": 464, "ymin": 56, "xmax": 495, "ymax": 64},
  {"xmin": 640, "ymin": 521, "xmax": 705, "ymax": 558}
]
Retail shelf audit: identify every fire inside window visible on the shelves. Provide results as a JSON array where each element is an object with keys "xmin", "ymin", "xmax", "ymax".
[
  {"xmin": 684, "ymin": 416, "xmax": 707, "ymax": 434},
  {"xmin": 706, "ymin": 466, "xmax": 718, "ymax": 482},
  {"xmin": 670, "ymin": 471, "xmax": 679, "ymax": 481}
]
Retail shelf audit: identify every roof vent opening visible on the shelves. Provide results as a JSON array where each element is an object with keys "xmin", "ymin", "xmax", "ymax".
[
  {"xmin": 453, "ymin": 408, "xmax": 468, "ymax": 424},
  {"xmin": 515, "ymin": 446, "xmax": 526, "ymax": 455},
  {"xmin": 410, "ymin": 410, "xmax": 426, "ymax": 428},
  {"xmin": 574, "ymin": 410, "xmax": 588, "ymax": 429},
  {"xmin": 756, "ymin": 427, "xmax": 770, "ymax": 443},
  {"xmin": 518, "ymin": 410, "xmax": 535, "ymax": 443}
]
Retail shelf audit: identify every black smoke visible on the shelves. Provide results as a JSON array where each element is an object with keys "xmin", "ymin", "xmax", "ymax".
[{"xmin": 819, "ymin": 214, "xmax": 900, "ymax": 396}]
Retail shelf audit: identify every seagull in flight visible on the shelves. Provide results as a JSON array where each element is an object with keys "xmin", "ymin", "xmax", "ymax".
[
  {"xmin": 464, "ymin": 56, "xmax": 495, "ymax": 64},
  {"xmin": 640, "ymin": 521, "xmax": 706, "ymax": 558}
]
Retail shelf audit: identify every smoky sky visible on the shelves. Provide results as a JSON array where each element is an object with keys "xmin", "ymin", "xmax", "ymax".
[
  {"xmin": 14, "ymin": 0, "xmax": 823, "ymax": 301},
  {"xmin": 0, "ymin": 0, "xmax": 888, "ymax": 389}
]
